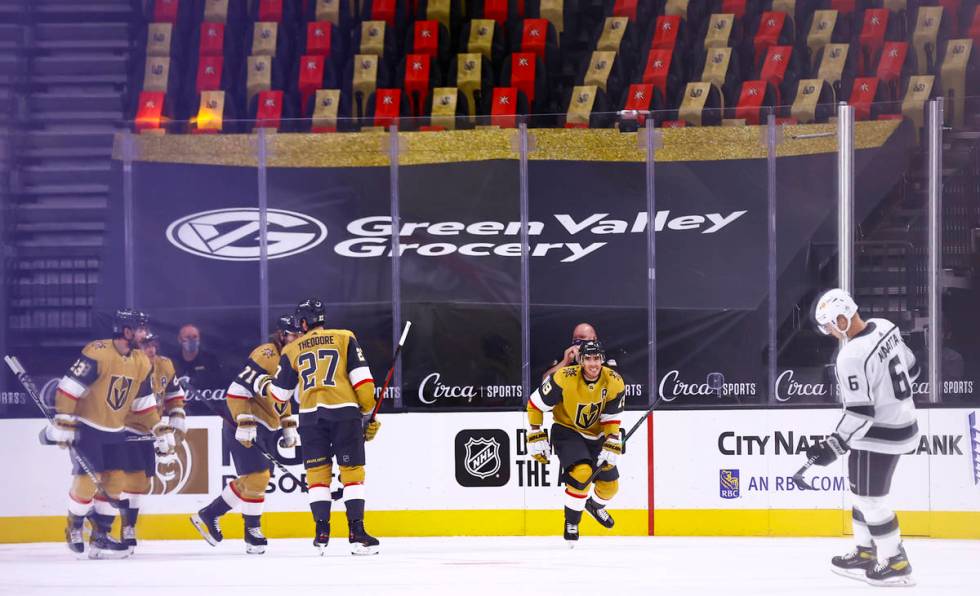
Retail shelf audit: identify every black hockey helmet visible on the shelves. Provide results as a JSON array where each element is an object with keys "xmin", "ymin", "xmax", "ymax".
[
  {"xmin": 113, "ymin": 309, "xmax": 149, "ymax": 336},
  {"xmin": 277, "ymin": 313, "xmax": 301, "ymax": 334},
  {"xmin": 577, "ymin": 340, "xmax": 605, "ymax": 363},
  {"xmin": 140, "ymin": 331, "xmax": 160, "ymax": 347},
  {"xmin": 294, "ymin": 297, "xmax": 325, "ymax": 328}
]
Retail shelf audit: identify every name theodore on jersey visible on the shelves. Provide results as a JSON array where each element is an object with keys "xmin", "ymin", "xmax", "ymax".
[{"xmin": 334, "ymin": 210, "xmax": 747, "ymax": 263}]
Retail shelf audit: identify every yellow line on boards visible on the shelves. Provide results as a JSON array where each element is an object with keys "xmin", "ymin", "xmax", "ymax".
[{"xmin": 1, "ymin": 509, "xmax": 977, "ymax": 543}]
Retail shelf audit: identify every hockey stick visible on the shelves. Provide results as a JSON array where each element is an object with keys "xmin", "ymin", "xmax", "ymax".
[
  {"xmin": 4, "ymin": 355, "xmax": 122, "ymax": 505},
  {"xmin": 368, "ymin": 320, "xmax": 412, "ymax": 423},
  {"xmin": 584, "ymin": 398, "xmax": 659, "ymax": 486},
  {"xmin": 178, "ymin": 378, "xmax": 309, "ymax": 491},
  {"xmin": 791, "ymin": 455, "xmax": 820, "ymax": 491}
]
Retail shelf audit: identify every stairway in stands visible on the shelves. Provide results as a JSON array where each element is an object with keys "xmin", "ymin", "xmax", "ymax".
[
  {"xmin": 854, "ymin": 115, "xmax": 980, "ymax": 338},
  {"xmin": 3, "ymin": 0, "xmax": 133, "ymax": 370},
  {"xmin": 777, "ymin": 114, "xmax": 980, "ymax": 369}
]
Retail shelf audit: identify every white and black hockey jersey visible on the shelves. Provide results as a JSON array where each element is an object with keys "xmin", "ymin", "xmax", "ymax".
[{"xmin": 833, "ymin": 318, "xmax": 921, "ymax": 454}]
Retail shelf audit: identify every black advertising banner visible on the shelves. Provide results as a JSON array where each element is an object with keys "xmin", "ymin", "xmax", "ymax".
[{"xmin": 46, "ymin": 120, "xmax": 976, "ymax": 421}]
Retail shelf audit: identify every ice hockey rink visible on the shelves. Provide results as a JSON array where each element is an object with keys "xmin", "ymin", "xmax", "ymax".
[{"xmin": 1, "ymin": 536, "xmax": 977, "ymax": 596}]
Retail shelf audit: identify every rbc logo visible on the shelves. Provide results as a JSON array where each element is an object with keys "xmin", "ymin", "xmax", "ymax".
[{"xmin": 720, "ymin": 469, "xmax": 740, "ymax": 499}]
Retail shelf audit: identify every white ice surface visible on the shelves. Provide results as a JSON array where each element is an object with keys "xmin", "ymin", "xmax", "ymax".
[{"xmin": 1, "ymin": 536, "xmax": 978, "ymax": 596}]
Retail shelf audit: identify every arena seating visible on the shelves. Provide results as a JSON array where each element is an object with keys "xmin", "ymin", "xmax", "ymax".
[{"xmin": 129, "ymin": 0, "xmax": 979, "ymax": 131}]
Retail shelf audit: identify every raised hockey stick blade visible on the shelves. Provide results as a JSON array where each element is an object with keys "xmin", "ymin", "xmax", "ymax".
[
  {"xmin": 369, "ymin": 320, "xmax": 412, "ymax": 423},
  {"xmin": 178, "ymin": 378, "xmax": 308, "ymax": 490},
  {"xmin": 791, "ymin": 456, "xmax": 819, "ymax": 491},
  {"xmin": 5, "ymin": 355, "xmax": 117, "ymax": 502}
]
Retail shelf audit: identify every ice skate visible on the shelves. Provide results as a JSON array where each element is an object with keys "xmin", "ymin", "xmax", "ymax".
[
  {"xmin": 830, "ymin": 545, "xmax": 876, "ymax": 580},
  {"xmin": 190, "ymin": 507, "xmax": 223, "ymax": 546},
  {"xmin": 313, "ymin": 520, "xmax": 330, "ymax": 555},
  {"xmin": 865, "ymin": 545, "xmax": 915, "ymax": 587},
  {"xmin": 348, "ymin": 520, "xmax": 380, "ymax": 555},
  {"xmin": 584, "ymin": 498, "xmax": 614, "ymax": 529},
  {"xmin": 244, "ymin": 525, "xmax": 267, "ymax": 555}
]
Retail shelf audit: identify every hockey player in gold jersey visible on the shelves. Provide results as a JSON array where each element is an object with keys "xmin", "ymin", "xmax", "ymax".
[
  {"xmin": 118, "ymin": 332, "xmax": 186, "ymax": 553},
  {"xmin": 49, "ymin": 309, "xmax": 176, "ymax": 559},
  {"xmin": 526, "ymin": 340, "xmax": 625, "ymax": 546},
  {"xmin": 191, "ymin": 314, "xmax": 300, "ymax": 554},
  {"xmin": 255, "ymin": 298, "xmax": 382, "ymax": 555}
]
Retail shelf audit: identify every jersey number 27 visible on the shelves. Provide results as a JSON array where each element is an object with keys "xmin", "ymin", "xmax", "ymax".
[{"xmin": 298, "ymin": 349, "xmax": 340, "ymax": 391}]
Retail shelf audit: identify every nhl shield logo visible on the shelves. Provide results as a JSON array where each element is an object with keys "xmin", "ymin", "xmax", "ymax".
[
  {"xmin": 455, "ymin": 429, "xmax": 511, "ymax": 487},
  {"xmin": 464, "ymin": 437, "xmax": 501, "ymax": 479}
]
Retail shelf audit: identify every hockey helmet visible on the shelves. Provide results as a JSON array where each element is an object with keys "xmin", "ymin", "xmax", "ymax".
[
  {"xmin": 277, "ymin": 313, "xmax": 301, "ymax": 334},
  {"xmin": 294, "ymin": 297, "xmax": 325, "ymax": 328},
  {"xmin": 577, "ymin": 340, "xmax": 606, "ymax": 363},
  {"xmin": 813, "ymin": 288, "xmax": 858, "ymax": 335},
  {"xmin": 113, "ymin": 309, "xmax": 149, "ymax": 335}
]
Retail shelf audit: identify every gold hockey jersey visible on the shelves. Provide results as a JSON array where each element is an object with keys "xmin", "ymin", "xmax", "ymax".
[
  {"xmin": 125, "ymin": 354, "xmax": 186, "ymax": 434},
  {"xmin": 149, "ymin": 355, "xmax": 184, "ymax": 412},
  {"xmin": 226, "ymin": 340, "xmax": 292, "ymax": 430},
  {"xmin": 268, "ymin": 328, "xmax": 375, "ymax": 422},
  {"xmin": 56, "ymin": 339, "xmax": 158, "ymax": 432},
  {"xmin": 527, "ymin": 365, "xmax": 625, "ymax": 439}
]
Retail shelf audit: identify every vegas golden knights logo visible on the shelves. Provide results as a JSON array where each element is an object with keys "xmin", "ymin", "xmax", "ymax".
[
  {"xmin": 106, "ymin": 375, "xmax": 133, "ymax": 411},
  {"xmin": 274, "ymin": 400, "xmax": 289, "ymax": 417},
  {"xmin": 575, "ymin": 402, "xmax": 601, "ymax": 428}
]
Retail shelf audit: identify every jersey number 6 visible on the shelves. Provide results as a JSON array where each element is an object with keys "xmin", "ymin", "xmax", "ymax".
[
  {"xmin": 888, "ymin": 356, "xmax": 912, "ymax": 400},
  {"xmin": 298, "ymin": 349, "xmax": 340, "ymax": 391}
]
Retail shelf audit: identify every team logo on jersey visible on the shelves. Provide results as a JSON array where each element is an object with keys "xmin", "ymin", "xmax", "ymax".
[
  {"xmin": 166, "ymin": 208, "xmax": 328, "ymax": 261},
  {"xmin": 455, "ymin": 429, "xmax": 510, "ymax": 487},
  {"xmin": 106, "ymin": 375, "xmax": 134, "ymax": 411},
  {"xmin": 720, "ymin": 469, "xmax": 740, "ymax": 499},
  {"xmin": 575, "ymin": 402, "xmax": 601, "ymax": 429}
]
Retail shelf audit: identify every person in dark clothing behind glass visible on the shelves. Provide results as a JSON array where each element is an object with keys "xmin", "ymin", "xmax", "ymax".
[{"xmin": 174, "ymin": 323, "xmax": 224, "ymax": 392}]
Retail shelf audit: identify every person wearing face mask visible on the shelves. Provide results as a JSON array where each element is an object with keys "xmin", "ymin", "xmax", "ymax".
[{"xmin": 174, "ymin": 324, "xmax": 224, "ymax": 393}]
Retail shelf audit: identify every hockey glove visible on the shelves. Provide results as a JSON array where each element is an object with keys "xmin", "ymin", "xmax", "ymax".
[
  {"xmin": 364, "ymin": 419, "xmax": 381, "ymax": 442},
  {"xmin": 806, "ymin": 433, "xmax": 848, "ymax": 466},
  {"xmin": 167, "ymin": 407, "xmax": 187, "ymax": 442},
  {"xmin": 597, "ymin": 437, "xmax": 623, "ymax": 469},
  {"xmin": 44, "ymin": 414, "xmax": 78, "ymax": 448},
  {"xmin": 280, "ymin": 415, "xmax": 300, "ymax": 448},
  {"xmin": 252, "ymin": 373, "xmax": 273, "ymax": 397},
  {"xmin": 235, "ymin": 414, "xmax": 257, "ymax": 448},
  {"xmin": 152, "ymin": 421, "xmax": 176, "ymax": 456},
  {"xmin": 527, "ymin": 430, "xmax": 550, "ymax": 464}
]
